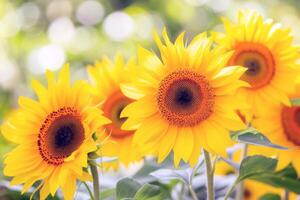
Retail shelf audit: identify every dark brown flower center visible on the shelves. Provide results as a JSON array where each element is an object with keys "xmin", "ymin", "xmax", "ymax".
[
  {"xmin": 38, "ymin": 107, "xmax": 84, "ymax": 165},
  {"xmin": 157, "ymin": 70, "xmax": 214, "ymax": 127}
]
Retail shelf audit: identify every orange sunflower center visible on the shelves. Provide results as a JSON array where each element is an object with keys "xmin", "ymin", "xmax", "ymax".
[
  {"xmin": 281, "ymin": 106, "xmax": 300, "ymax": 145},
  {"xmin": 38, "ymin": 107, "xmax": 85, "ymax": 165},
  {"xmin": 103, "ymin": 90, "xmax": 134, "ymax": 137},
  {"xmin": 157, "ymin": 70, "xmax": 214, "ymax": 127},
  {"xmin": 229, "ymin": 42, "xmax": 275, "ymax": 89}
]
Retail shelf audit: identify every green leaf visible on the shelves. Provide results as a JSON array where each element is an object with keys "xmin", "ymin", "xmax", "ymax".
[
  {"xmin": 291, "ymin": 98, "xmax": 300, "ymax": 106},
  {"xmin": 236, "ymin": 156, "xmax": 300, "ymax": 193},
  {"xmin": 259, "ymin": 193, "xmax": 281, "ymax": 200},
  {"xmin": 134, "ymin": 184, "xmax": 162, "ymax": 200},
  {"xmin": 116, "ymin": 178, "xmax": 142, "ymax": 200},
  {"xmin": 251, "ymin": 172, "xmax": 300, "ymax": 193},
  {"xmin": 275, "ymin": 163, "xmax": 297, "ymax": 178},
  {"xmin": 101, "ymin": 188, "xmax": 115, "ymax": 199},
  {"xmin": 231, "ymin": 128, "xmax": 287, "ymax": 149},
  {"xmin": 238, "ymin": 155, "xmax": 277, "ymax": 181}
]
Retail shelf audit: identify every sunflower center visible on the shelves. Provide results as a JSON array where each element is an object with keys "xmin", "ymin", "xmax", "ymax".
[
  {"xmin": 55, "ymin": 125, "xmax": 74, "ymax": 148},
  {"xmin": 281, "ymin": 106, "xmax": 300, "ymax": 145},
  {"xmin": 157, "ymin": 70, "xmax": 214, "ymax": 127},
  {"xmin": 244, "ymin": 58, "xmax": 260, "ymax": 76},
  {"xmin": 229, "ymin": 42, "xmax": 275, "ymax": 89},
  {"xmin": 103, "ymin": 90, "xmax": 134, "ymax": 137},
  {"xmin": 175, "ymin": 86, "xmax": 193, "ymax": 106},
  {"xmin": 37, "ymin": 107, "xmax": 85, "ymax": 165}
]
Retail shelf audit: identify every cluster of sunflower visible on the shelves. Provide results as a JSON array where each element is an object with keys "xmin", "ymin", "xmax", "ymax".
[{"xmin": 2, "ymin": 9, "xmax": 300, "ymax": 200}]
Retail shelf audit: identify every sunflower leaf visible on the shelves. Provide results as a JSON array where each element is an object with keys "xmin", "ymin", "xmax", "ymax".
[
  {"xmin": 275, "ymin": 163, "xmax": 297, "ymax": 178},
  {"xmin": 231, "ymin": 128, "xmax": 288, "ymax": 149},
  {"xmin": 150, "ymin": 169, "xmax": 190, "ymax": 184},
  {"xmin": 100, "ymin": 188, "xmax": 116, "ymax": 199},
  {"xmin": 237, "ymin": 156, "xmax": 300, "ymax": 193},
  {"xmin": 250, "ymin": 163, "xmax": 300, "ymax": 193},
  {"xmin": 133, "ymin": 184, "xmax": 164, "ymax": 200},
  {"xmin": 259, "ymin": 193, "xmax": 281, "ymax": 200},
  {"xmin": 291, "ymin": 98, "xmax": 300, "ymax": 106},
  {"xmin": 116, "ymin": 178, "xmax": 142, "ymax": 200},
  {"xmin": 238, "ymin": 155, "xmax": 277, "ymax": 181}
]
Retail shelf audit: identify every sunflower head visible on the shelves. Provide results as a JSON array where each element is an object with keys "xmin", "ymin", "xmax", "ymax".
[
  {"xmin": 214, "ymin": 10, "xmax": 300, "ymax": 119},
  {"xmin": 253, "ymin": 82, "xmax": 300, "ymax": 173},
  {"xmin": 121, "ymin": 29, "xmax": 248, "ymax": 167},
  {"xmin": 243, "ymin": 180, "xmax": 285, "ymax": 200},
  {"xmin": 87, "ymin": 55, "xmax": 142, "ymax": 169},
  {"xmin": 1, "ymin": 64, "xmax": 110, "ymax": 200}
]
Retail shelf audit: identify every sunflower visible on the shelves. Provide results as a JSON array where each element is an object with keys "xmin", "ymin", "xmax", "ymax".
[
  {"xmin": 87, "ymin": 55, "xmax": 141, "ymax": 169},
  {"xmin": 253, "ymin": 83, "xmax": 300, "ymax": 173},
  {"xmin": 1, "ymin": 65, "xmax": 110, "ymax": 200},
  {"xmin": 120, "ymin": 29, "xmax": 248, "ymax": 167},
  {"xmin": 243, "ymin": 181, "xmax": 291, "ymax": 200},
  {"xmin": 213, "ymin": 10, "xmax": 300, "ymax": 119}
]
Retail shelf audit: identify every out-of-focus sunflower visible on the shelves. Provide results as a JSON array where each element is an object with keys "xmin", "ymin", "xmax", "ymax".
[
  {"xmin": 87, "ymin": 55, "xmax": 142, "ymax": 169},
  {"xmin": 120, "ymin": 29, "xmax": 248, "ymax": 167},
  {"xmin": 253, "ymin": 83, "xmax": 300, "ymax": 172},
  {"xmin": 243, "ymin": 181, "xmax": 289, "ymax": 200},
  {"xmin": 1, "ymin": 65, "xmax": 110, "ymax": 200},
  {"xmin": 213, "ymin": 10, "xmax": 300, "ymax": 120}
]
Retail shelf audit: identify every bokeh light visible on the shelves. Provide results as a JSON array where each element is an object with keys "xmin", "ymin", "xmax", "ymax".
[{"xmin": 103, "ymin": 11, "xmax": 135, "ymax": 41}]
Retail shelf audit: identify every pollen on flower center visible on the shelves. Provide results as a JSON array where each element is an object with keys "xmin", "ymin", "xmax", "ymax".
[
  {"xmin": 38, "ymin": 107, "xmax": 85, "ymax": 165},
  {"xmin": 103, "ymin": 90, "xmax": 134, "ymax": 137},
  {"xmin": 157, "ymin": 70, "xmax": 214, "ymax": 127},
  {"xmin": 281, "ymin": 106, "xmax": 300, "ymax": 146},
  {"xmin": 229, "ymin": 42, "xmax": 275, "ymax": 89}
]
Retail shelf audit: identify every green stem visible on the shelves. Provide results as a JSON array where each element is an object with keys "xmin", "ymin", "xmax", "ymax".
[
  {"xmin": 236, "ymin": 143, "xmax": 248, "ymax": 200},
  {"xmin": 178, "ymin": 182, "xmax": 185, "ymax": 200},
  {"xmin": 284, "ymin": 190, "xmax": 289, "ymax": 200},
  {"xmin": 83, "ymin": 181, "xmax": 95, "ymax": 200},
  {"xmin": 90, "ymin": 164, "xmax": 100, "ymax": 200},
  {"xmin": 188, "ymin": 184, "xmax": 199, "ymax": 200},
  {"xmin": 224, "ymin": 179, "xmax": 238, "ymax": 200},
  {"xmin": 203, "ymin": 149, "xmax": 215, "ymax": 200}
]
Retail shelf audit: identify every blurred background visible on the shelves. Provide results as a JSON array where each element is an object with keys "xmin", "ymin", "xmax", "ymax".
[{"xmin": 1, "ymin": 0, "xmax": 300, "ymax": 199}]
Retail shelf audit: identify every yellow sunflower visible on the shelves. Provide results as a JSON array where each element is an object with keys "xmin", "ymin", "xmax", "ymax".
[
  {"xmin": 213, "ymin": 10, "xmax": 300, "ymax": 119},
  {"xmin": 87, "ymin": 55, "xmax": 141, "ymax": 169},
  {"xmin": 120, "ymin": 29, "xmax": 248, "ymax": 167},
  {"xmin": 1, "ymin": 65, "xmax": 110, "ymax": 200},
  {"xmin": 253, "ymin": 83, "xmax": 300, "ymax": 173},
  {"xmin": 243, "ymin": 181, "xmax": 294, "ymax": 200}
]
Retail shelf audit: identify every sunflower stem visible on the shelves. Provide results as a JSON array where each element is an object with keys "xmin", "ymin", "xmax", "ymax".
[
  {"xmin": 204, "ymin": 149, "xmax": 215, "ymax": 200},
  {"xmin": 90, "ymin": 164, "xmax": 100, "ymax": 200},
  {"xmin": 236, "ymin": 143, "xmax": 248, "ymax": 200},
  {"xmin": 188, "ymin": 183, "xmax": 199, "ymax": 200},
  {"xmin": 179, "ymin": 182, "xmax": 185, "ymax": 200},
  {"xmin": 82, "ymin": 181, "xmax": 95, "ymax": 200},
  {"xmin": 284, "ymin": 190, "xmax": 289, "ymax": 200},
  {"xmin": 224, "ymin": 179, "xmax": 238, "ymax": 200}
]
